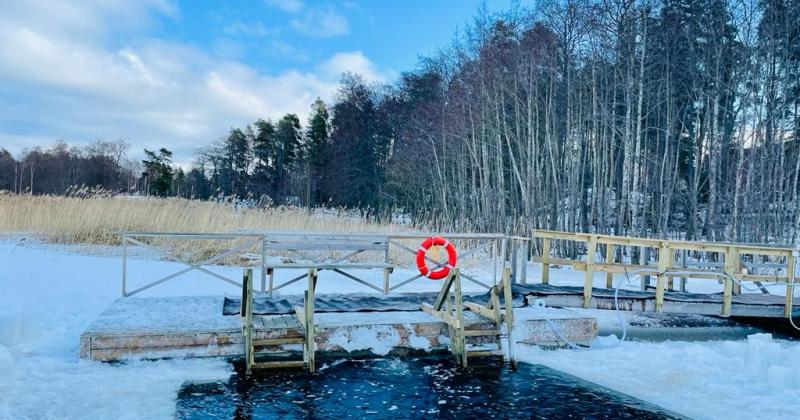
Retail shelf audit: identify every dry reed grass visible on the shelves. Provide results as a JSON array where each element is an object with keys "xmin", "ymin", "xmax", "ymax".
[
  {"xmin": 0, "ymin": 194, "xmax": 407, "ymax": 243},
  {"xmin": 0, "ymin": 194, "xmax": 491, "ymax": 270}
]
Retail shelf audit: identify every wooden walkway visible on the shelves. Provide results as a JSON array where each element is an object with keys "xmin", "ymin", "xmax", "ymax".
[{"xmin": 518, "ymin": 284, "xmax": 800, "ymax": 318}]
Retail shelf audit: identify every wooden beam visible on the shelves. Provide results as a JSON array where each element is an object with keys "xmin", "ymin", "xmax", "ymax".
[
  {"xmin": 464, "ymin": 302, "xmax": 498, "ymax": 322},
  {"xmin": 433, "ymin": 273, "xmax": 455, "ymax": 311}
]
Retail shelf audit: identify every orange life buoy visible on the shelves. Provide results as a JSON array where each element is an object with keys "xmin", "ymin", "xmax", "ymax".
[{"xmin": 415, "ymin": 236, "xmax": 457, "ymax": 280}]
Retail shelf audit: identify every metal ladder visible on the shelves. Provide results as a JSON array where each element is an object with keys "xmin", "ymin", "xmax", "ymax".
[
  {"xmin": 421, "ymin": 267, "xmax": 515, "ymax": 368},
  {"xmin": 242, "ymin": 268, "xmax": 317, "ymax": 374}
]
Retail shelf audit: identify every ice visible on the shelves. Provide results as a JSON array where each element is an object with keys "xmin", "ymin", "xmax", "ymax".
[
  {"xmin": 518, "ymin": 330, "xmax": 800, "ymax": 419},
  {"xmin": 768, "ymin": 365, "xmax": 794, "ymax": 389}
]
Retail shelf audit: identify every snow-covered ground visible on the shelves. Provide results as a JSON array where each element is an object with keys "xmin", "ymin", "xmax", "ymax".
[{"xmin": 2, "ymin": 238, "xmax": 800, "ymax": 419}]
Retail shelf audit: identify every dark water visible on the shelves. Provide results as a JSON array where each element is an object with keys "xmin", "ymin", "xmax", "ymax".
[{"xmin": 176, "ymin": 359, "xmax": 682, "ymax": 419}]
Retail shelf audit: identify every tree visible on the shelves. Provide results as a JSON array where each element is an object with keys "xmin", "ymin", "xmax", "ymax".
[
  {"xmin": 306, "ymin": 98, "xmax": 330, "ymax": 205},
  {"xmin": 142, "ymin": 148, "xmax": 174, "ymax": 197}
]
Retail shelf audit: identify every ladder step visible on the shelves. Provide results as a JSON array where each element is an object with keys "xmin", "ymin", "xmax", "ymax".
[
  {"xmin": 464, "ymin": 329, "xmax": 500, "ymax": 337},
  {"xmin": 253, "ymin": 337, "xmax": 305, "ymax": 346},
  {"xmin": 466, "ymin": 350, "xmax": 504, "ymax": 358},
  {"xmin": 251, "ymin": 360, "xmax": 306, "ymax": 369}
]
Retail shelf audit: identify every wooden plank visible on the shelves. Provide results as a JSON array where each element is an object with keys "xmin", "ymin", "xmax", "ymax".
[
  {"xmin": 253, "ymin": 337, "xmax": 305, "ymax": 346},
  {"xmin": 464, "ymin": 302, "xmax": 497, "ymax": 322},
  {"xmin": 433, "ymin": 273, "xmax": 455, "ymax": 311},
  {"xmin": 501, "ymin": 266, "xmax": 514, "ymax": 366},
  {"xmin": 583, "ymin": 236, "xmax": 597, "ymax": 309},
  {"xmin": 252, "ymin": 360, "xmax": 306, "ymax": 369}
]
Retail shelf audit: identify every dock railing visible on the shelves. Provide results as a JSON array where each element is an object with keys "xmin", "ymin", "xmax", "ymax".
[
  {"xmin": 120, "ymin": 231, "xmax": 530, "ymax": 297},
  {"xmin": 532, "ymin": 230, "xmax": 799, "ymax": 317}
]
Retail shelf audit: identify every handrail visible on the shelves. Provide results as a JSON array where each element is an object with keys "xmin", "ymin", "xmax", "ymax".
[
  {"xmin": 120, "ymin": 231, "xmax": 530, "ymax": 297},
  {"xmin": 531, "ymin": 229, "xmax": 798, "ymax": 318}
]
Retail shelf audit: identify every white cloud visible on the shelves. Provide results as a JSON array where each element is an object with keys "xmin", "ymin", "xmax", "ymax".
[
  {"xmin": 319, "ymin": 51, "xmax": 387, "ymax": 83},
  {"xmin": 0, "ymin": 1, "xmax": 385, "ymax": 166},
  {"xmin": 264, "ymin": 0, "xmax": 303, "ymax": 13},
  {"xmin": 290, "ymin": 7, "xmax": 349, "ymax": 38}
]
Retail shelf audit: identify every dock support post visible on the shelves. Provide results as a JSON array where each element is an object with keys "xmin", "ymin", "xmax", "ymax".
[
  {"xmin": 667, "ymin": 249, "xmax": 676, "ymax": 291},
  {"xmin": 583, "ymin": 235, "xmax": 597, "ymax": 309},
  {"xmin": 454, "ymin": 268, "xmax": 466, "ymax": 367},
  {"xmin": 641, "ymin": 246, "xmax": 650, "ymax": 290},
  {"xmin": 655, "ymin": 242, "xmax": 668, "ymax": 313},
  {"xmin": 267, "ymin": 268, "xmax": 274, "ymax": 297},
  {"xmin": 383, "ymin": 247, "xmax": 391, "ymax": 294},
  {"xmin": 785, "ymin": 251, "xmax": 796, "ymax": 318},
  {"xmin": 501, "ymin": 266, "xmax": 515, "ymax": 367},
  {"xmin": 305, "ymin": 269, "xmax": 317, "ymax": 373},
  {"xmin": 605, "ymin": 243, "xmax": 614, "ymax": 288},
  {"xmin": 541, "ymin": 238, "xmax": 551, "ymax": 285},
  {"xmin": 243, "ymin": 268, "xmax": 254, "ymax": 375}
]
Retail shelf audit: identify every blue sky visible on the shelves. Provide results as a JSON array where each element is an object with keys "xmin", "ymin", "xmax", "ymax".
[{"xmin": 0, "ymin": 0, "xmax": 514, "ymax": 167}]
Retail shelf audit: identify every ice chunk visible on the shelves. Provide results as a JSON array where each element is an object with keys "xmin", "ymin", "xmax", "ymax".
[
  {"xmin": 747, "ymin": 333, "xmax": 773, "ymax": 342},
  {"xmin": 767, "ymin": 365, "xmax": 795, "ymax": 389}
]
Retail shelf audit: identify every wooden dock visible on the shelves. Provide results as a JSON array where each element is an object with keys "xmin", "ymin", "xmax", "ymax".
[
  {"xmin": 79, "ymin": 295, "xmax": 597, "ymax": 362},
  {"xmin": 516, "ymin": 284, "xmax": 800, "ymax": 318}
]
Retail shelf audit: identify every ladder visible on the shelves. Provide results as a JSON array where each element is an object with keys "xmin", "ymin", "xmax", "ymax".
[
  {"xmin": 421, "ymin": 267, "xmax": 515, "ymax": 368},
  {"xmin": 242, "ymin": 268, "xmax": 317, "ymax": 374}
]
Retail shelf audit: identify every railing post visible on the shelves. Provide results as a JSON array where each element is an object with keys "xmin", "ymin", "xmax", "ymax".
[
  {"xmin": 383, "ymin": 245, "xmax": 391, "ymax": 294},
  {"xmin": 542, "ymin": 237, "xmax": 551, "ymax": 285},
  {"xmin": 641, "ymin": 246, "xmax": 650, "ymax": 291},
  {"xmin": 722, "ymin": 246, "xmax": 735, "ymax": 317},
  {"xmin": 605, "ymin": 242, "xmax": 614, "ymax": 288},
  {"xmin": 667, "ymin": 248, "xmax": 676, "ymax": 292},
  {"xmin": 655, "ymin": 242, "xmax": 668, "ymax": 313},
  {"xmin": 680, "ymin": 249, "xmax": 688, "ymax": 292},
  {"xmin": 260, "ymin": 235, "xmax": 267, "ymax": 294},
  {"xmin": 785, "ymin": 251, "xmax": 796, "ymax": 318},
  {"xmin": 122, "ymin": 234, "xmax": 128, "ymax": 297},
  {"xmin": 511, "ymin": 239, "xmax": 519, "ymax": 284},
  {"xmin": 583, "ymin": 235, "xmax": 597, "ymax": 309},
  {"xmin": 520, "ymin": 239, "xmax": 528, "ymax": 285}
]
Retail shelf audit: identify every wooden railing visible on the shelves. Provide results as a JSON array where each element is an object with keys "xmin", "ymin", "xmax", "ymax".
[{"xmin": 531, "ymin": 230, "xmax": 798, "ymax": 317}]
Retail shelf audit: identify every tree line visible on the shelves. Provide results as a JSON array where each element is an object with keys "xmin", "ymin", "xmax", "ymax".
[{"xmin": 2, "ymin": 0, "xmax": 799, "ymax": 244}]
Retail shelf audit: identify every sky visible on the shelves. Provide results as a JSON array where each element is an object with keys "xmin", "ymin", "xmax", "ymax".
[{"xmin": 0, "ymin": 0, "xmax": 514, "ymax": 167}]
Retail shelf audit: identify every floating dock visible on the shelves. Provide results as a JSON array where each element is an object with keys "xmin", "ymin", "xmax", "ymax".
[
  {"xmin": 517, "ymin": 284, "xmax": 800, "ymax": 318},
  {"xmin": 79, "ymin": 294, "xmax": 597, "ymax": 362}
]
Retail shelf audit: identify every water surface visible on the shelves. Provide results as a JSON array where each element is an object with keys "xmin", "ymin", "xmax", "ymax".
[{"xmin": 176, "ymin": 358, "xmax": 681, "ymax": 419}]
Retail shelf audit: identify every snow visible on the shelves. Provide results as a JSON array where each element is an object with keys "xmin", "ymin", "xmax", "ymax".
[
  {"xmin": 516, "ymin": 332, "xmax": 800, "ymax": 420},
  {"xmin": 0, "ymin": 242, "xmax": 234, "ymax": 419}
]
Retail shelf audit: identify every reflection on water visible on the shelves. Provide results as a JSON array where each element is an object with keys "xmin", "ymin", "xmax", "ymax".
[{"xmin": 176, "ymin": 358, "xmax": 681, "ymax": 419}]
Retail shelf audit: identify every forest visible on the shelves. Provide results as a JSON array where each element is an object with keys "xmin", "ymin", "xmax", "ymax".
[{"xmin": 1, "ymin": 0, "xmax": 798, "ymax": 244}]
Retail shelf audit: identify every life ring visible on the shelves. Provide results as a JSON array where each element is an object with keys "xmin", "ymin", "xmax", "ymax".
[{"xmin": 416, "ymin": 236, "xmax": 457, "ymax": 280}]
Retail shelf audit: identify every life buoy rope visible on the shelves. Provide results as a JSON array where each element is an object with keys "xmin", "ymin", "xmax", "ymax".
[{"xmin": 415, "ymin": 236, "xmax": 458, "ymax": 280}]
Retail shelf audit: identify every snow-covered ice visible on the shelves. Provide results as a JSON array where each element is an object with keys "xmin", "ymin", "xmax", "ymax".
[{"xmin": 517, "ymin": 332, "xmax": 800, "ymax": 420}]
